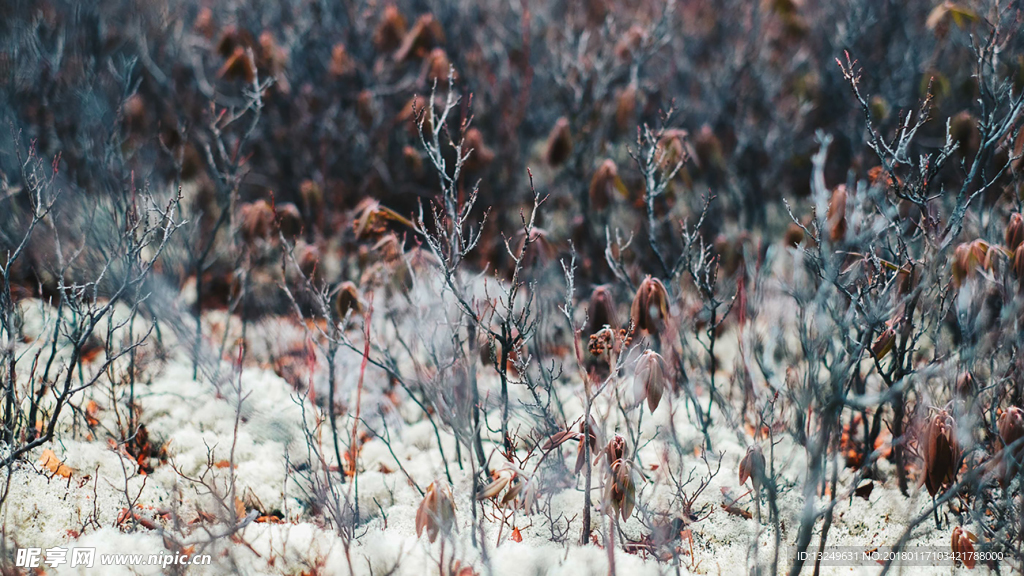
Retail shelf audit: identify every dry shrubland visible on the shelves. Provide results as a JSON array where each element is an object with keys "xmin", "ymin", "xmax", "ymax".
[{"xmin": 2, "ymin": 0, "xmax": 1024, "ymax": 574}]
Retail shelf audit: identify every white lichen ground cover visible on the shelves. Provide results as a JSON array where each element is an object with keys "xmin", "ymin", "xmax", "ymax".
[{"xmin": 1, "ymin": 254, "xmax": 974, "ymax": 575}]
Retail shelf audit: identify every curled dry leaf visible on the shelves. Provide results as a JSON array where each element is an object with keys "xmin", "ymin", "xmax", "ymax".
[
  {"xmin": 630, "ymin": 276, "xmax": 670, "ymax": 335},
  {"xmin": 544, "ymin": 117, "xmax": 572, "ymax": 167},
  {"xmin": 826, "ymin": 185, "xmax": 848, "ymax": 242},
  {"xmin": 871, "ymin": 321, "xmax": 896, "ymax": 359},
  {"xmin": 215, "ymin": 25, "xmax": 253, "ymax": 58},
  {"xmin": 784, "ymin": 222, "xmax": 805, "ymax": 247},
  {"xmin": 574, "ymin": 415, "xmax": 602, "ymax": 475},
  {"xmin": 954, "ymin": 371, "xmax": 977, "ymax": 399},
  {"xmin": 541, "ymin": 428, "xmax": 577, "ymax": 451},
  {"xmin": 1013, "ymin": 245, "xmax": 1024, "ymax": 280},
  {"xmin": 739, "ymin": 444, "xmax": 765, "ymax": 491},
  {"xmin": 589, "ymin": 159, "xmax": 627, "ymax": 211},
  {"xmin": 401, "ymin": 144, "xmax": 421, "ymax": 174},
  {"xmin": 998, "ymin": 406, "xmax": 1024, "ymax": 485},
  {"xmin": 585, "ymin": 285, "xmax": 618, "ymax": 335},
  {"xmin": 519, "ymin": 479, "xmax": 538, "ymax": 513},
  {"xmin": 477, "ymin": 468, "xmax": 536, "ymax": 512},
  {"xmin": 416, "ymin": 481, "xmax": 456, "ymax": 543},
  {"xmin": 394, "ymin": 14, "xmax": 445, "ymax": 62},
  {"xmin": 614, "ymin": 25, "xmax": 646, "ymax": 61},
  {"xmin": 329, "ymin": 43, "xmax": 353, "ymax": 77},
  {"xmin": 604, "ymin": 453, "xmax": 636, "ymax": 522},
  {"xmin": 922, "ymin": 410, "xmax": 959, "ymax": 496},
  {"xmin": 193, "ymin": 7, "xmax": 215, "ymax": 39},
  {"xmin": 633, "ymin": 350, "xmax": 669, "ymax": 413},
  {"xmin": 218, "ymin": 47, "xmax": 255, "ymax": 83},
  {"xmin": 694, "ymin": 125, "xmax": 726, "ymax": 173},
  {"xmin": 1006, "ymin": 213, "xmax": 1024, "ymax": 253},
  {"xmin": 352, "ymin": 198, "xmax": 414, "ymax": 239},
  {"xmin": 373, "ymin": 5, "xmax": 407, "ymax": 53},
  {"xmin": 501, "ymin": 480, "xmax": 522, "ymax": 505},
  {"xmin": 276, "ymin": 202, "xmax": 303, "ymax": 238},
  {"xmin": 477, "ymin": 473, "xmax": 510, "ymax": 501},
  {"xmin": 926, "ymin": 1, "xmax": 978, "ymax": 32},
  {"xmin": 239, "ymin": 199, "xmax": 275, "ymax": 242},
  {"xmin": 512, "ymin": 227, "xmax": 557, "ymax": 271},
  {"xmin": 599, "ymin": 435, "xmax": 636, "ymax": 521},
  {"xmin": 614, "ymin": 85, "xmax": 637, "ymax": 132},
  {"xmin": 334, "ymin": 281, "xmax": 362, "ymax": 320},
  {"xmin": 952, "ymin": 239, "xmax": 991, "ymax": 287},
  {"xmin": 950, "ymin": 526, "xmax": 976, "ymax": 569},
  {"xmin": 603, "ymin": 435, "xmax": 626, "ymax": 465},
  {"xmin": 355, "ymin": 90, "xmax": 376, "ymax": 127},
  {"xmin": 655, "ymin": 129, "xmax": 691, "ymax": 170},
  {"xmin": 462, "ymin": 128, "xmax": 494, "ymax": 172},
  {"xmin": 422, "ymin": 48, "xmax": 453, "ymax": 84}
]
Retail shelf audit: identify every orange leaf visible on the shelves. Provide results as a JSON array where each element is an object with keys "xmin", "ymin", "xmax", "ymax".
[
  {"xmin": 85, "ymin": 400, "xmax": 100, "ymax": 426},
  {"xmin": 511, "ymin": 527, "xmax": 523, "ymax": 542},
  {"xmin": 80, "ymin": 341, "xmax": 104, "ymax": 364},
  {"xmin": 38, "ymin": 449, "xmax": 73, "ymax": 478}
]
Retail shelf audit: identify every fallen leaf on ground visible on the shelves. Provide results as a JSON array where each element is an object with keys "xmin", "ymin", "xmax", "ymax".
[{"xmin": 38, "ymin": 449, "xmax": 73, "ymax": 478}]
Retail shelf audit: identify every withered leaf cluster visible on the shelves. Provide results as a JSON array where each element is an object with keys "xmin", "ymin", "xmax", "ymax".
[{"xmin": 416, "ymin": 481, "xmax": 457, "ymax": 543}]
